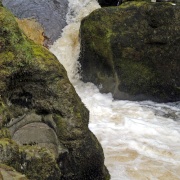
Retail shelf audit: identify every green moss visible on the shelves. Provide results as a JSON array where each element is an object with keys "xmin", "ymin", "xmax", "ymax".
[
  {"xmin": 120, "ymin": 1, "xmax": 148, "ymax": 9},
  {"xmin": 31, "ymin": 45, "xmax": 61, "ymax": 71},
  {"xmin": 0, "ymin": 128, "xmax": 11, "ymax": 138},
  {"xmin": 53, "ymin": 114, "xmax": 69, "ymax": 139},
  {"xmin": 119, "ymin": 60, "xmax": 155, "ymax": 94},
  {"xmin": 0, "ymin": 51, "xmax": 14, "ymax": 62},
  {"xmin": 0, "ymin": 6, "xmax": 38, "ymax": 73},
  {"xmin": 0, "ymin": 137, "xmax": 13, "ymax": 145},
  {"xmin": 82, "ymin": 10, "xmax": 115, "ymax": 66},
  {"xmin": 0, "ymin": 7, "xmax": 24, "ymax": 49},
  {"xmin": 0, "ymin": 99, "xmax": 10, "ymax": 127},
  {"xmin": 0, "ymin": 138, "xmax": 20, "ymax": 171},
  {"xmin": 19, "ymin": 146, "xmax": 61, "ymax": 180}
]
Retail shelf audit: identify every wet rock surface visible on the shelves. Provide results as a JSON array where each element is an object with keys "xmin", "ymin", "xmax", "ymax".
[
  {"xmin": 79, "ymin": 2, "xmax": 180, "ymax": 102},
  {"xmin": 2, "ymin": 0, "xmax": 68, "ymax": 45}
]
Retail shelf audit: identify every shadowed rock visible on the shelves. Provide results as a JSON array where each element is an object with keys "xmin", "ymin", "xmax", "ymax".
[{"xmin": 2, "ymin": 0, "xmax": 68, "ymax": 45}]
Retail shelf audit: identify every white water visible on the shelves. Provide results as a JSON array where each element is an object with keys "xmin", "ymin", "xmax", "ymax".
[{"xmin": 50, "ymin": 0, "xmax": 180, "ymax": 179}]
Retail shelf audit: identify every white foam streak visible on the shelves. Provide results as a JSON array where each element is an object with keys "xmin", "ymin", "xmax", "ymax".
[{"xmin": 50, "ymin": 0, "xmax": 180, "ymax": 179}]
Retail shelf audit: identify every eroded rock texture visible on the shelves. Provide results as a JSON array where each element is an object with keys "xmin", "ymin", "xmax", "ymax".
[
  {"xmin": 79, "ymin": 2, "xmax": 180, "ymax": 102},
  {"xmin": 2, "ymin": 0, "xmax": 68, "ymax": 45},
  {"xmin": 0, "ymin": 164, "xmax": 28, "ymax": 180},
  {"xmin": 0, "ymin": 3, "xmax": 109, "ymax": 180}
]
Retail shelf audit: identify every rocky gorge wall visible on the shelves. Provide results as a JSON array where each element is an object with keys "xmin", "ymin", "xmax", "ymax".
[{"xmin": 0, "ymin": 2, "xmax": 109, "ymax": 179}]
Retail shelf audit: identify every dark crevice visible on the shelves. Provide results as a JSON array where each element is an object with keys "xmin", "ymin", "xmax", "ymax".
[
  {"xmin": 146, "ymin": 41, "xmax": 167, "ymax": 45},
  {"xmin": 9, "ymin": 91, "xmax": 33, "ymax": 108},
  {"xmin": 149, "ymin": 24, "xmax": 158, "ymax": 29},
  {"xmin": 36, "ymin": 109, "xmax": 49, "ymax": 115},
  {"xmin": 53, "ymin": 109, "xmax": 66, "ymax": 118}
]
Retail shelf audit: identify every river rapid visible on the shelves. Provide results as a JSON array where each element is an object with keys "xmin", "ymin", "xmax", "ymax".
[{"xmin": 50, "ymin": 0, "xmax": 180, "ymax": 179}]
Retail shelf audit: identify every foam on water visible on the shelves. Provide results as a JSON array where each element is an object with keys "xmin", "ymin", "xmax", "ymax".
[{"xmin": 50, "ymin": 0, "xmax": 180, "ymax": 179}]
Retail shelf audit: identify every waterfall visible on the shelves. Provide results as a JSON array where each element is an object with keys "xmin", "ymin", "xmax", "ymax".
[{"xmin": 50, "ymin": 0, "xmax": 180, "ymax": 179}]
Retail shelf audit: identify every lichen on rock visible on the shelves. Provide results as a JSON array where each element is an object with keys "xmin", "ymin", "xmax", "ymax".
[{"xmin": 16, "ymin": 18, "xmax": 45, "ymax": 46}]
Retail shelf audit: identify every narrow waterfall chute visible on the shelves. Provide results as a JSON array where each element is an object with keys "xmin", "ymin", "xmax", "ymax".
[{"xmin": 50, "ymin": 0, "xmax": 180, "ymax": 179}]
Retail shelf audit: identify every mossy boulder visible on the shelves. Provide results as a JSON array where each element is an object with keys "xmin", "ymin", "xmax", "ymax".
[
  {"xmin": 79, "ymin": 2, "xmax": 180, "ymax": 102},
  {"xmin": 0, "ymin": 4, "xmax": 109, "ymax": 180}
]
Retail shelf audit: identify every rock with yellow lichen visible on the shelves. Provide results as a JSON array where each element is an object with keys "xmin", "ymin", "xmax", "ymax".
[{"xmin": 2, "ymin": 0, "xmax": 68, "ymax": 45}]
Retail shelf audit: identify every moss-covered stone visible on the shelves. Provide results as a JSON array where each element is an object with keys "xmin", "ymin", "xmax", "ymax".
[
  {"xmin": 0, "ymin": 128, "xmax": 10, "ymax": 138},
  {"xmin": 79, "ymin": 2, "xmax": 180, "ymax": 102},
  {"xmin": 0, "ymin": 3, "xmax": 109, "ymax": 180},
  {"xmin": 19, "ymin": 146, "xmax": 61, "ymax": 180},
  {"xmin": 0, "ymin": 138, "xmax": 61, "ymax": 179}
]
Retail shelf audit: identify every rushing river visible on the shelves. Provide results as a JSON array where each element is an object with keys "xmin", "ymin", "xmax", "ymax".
[{"xmin": 50, "ymin": 0, "xmax": 180, "ymax": 179}]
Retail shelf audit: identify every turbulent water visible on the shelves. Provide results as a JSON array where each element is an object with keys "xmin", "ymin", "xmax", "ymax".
[{"xmin": 50, "ymin": 0, "xmax": 180, "ymax": 179}]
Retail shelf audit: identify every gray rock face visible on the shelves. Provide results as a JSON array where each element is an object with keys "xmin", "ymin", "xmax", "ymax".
[{"xmin": 2, "ymin": 0, "xmax": 68, "ymax": 44}]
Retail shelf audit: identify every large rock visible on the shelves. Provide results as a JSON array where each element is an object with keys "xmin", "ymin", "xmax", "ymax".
[
  {"xmin": 0, "ymin": 3, "xmax": 109, "ymax": 180},
  {"xmin": 2, "ymin": 0, "xmax": 68, "ymax": 45},
  {"xmin": 79, "ymin": 2, "xmax": 180, "ymax": 102}
]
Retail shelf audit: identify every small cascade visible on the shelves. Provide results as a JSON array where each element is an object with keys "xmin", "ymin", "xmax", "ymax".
[{"xmin": 50, "ymin": 0, "xmax": 180, "ymax": 179}]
